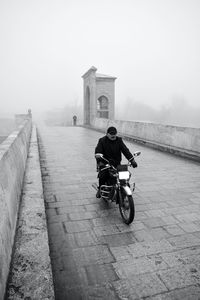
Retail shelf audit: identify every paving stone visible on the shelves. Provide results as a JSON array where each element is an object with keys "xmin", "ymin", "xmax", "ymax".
[
  {"xmin": 192, "ymin": 192, "xmax": 200, "ymax": 197},
  {"xmin": 47, "ymin": 222, "xmax": 64, "ymax": 236},
  {"xmin": 143, "ymin": 217, "xmax": 167, "ymax": 228},
  {"xmin": 193, "ymin": 231, "xmax": 200, "ymax": 239},
  {"xmin": 56, "ymin": 283, "xmax": 118, "ymax": 300},
  {"xmin": 93, "ymin": 224, "xmax": 121, "ymax": 236},
  {"xmin": 182, "ymin": 253, "xmax": 200, "ymax": 267},
  {"xmin": 53, "ymin": 269, "xmax": 85, "ymax": 293},
  {"xmin": 91, "ymin": 215, "xmax": 122, "ymax": 227},
  {"xmin": 148, "ymin": 227, "xmax": 171, "ymax": 241},
  {"xmin": 113, "ymin": 255, "xmax": 168, "ymax": 278},
  {"xmin": 159, "ymin": 251, "xmax": 187, "ymax": 268},
  {"xmin": 61, "ymin": 253, "xmax": 82, "ymax": 271},
  {"xmin": 97, "ymin": 207, "xmax": 118, "ymax": 218},
  {"xmin": 110, "ymin": 246, "xmax": 133, "ymax": 261},
  {"xmin": 136, "ymin": 204, "xmax": 150, "ymax": 212},
  {"xmin": 82, "ymin": 283, "xmax": 118, "ymax": 300},
  {"xmin": 164, "ymin": 207, "xmax": 188, "ymax": 216},
  {"xmin": 69, "ymin": 211, "xmax": 98, "ymax": 221},
  {"xmin": 47, "ymin": 201, "xmax": 67, "ymax": 208},
  {"xmin": 113, "ymin": 273, "xmax": 168, "ymax": 299},
  {"xmin": 178, "ymin": 222, "xmax": 200, "ymax": 233},
  {"xmin": 45, "ymin": 208, "xmax": 58, "ymax": 218},
  {"xmin": 177, "ymin": 245, "xmax": 200, "ymax": 258},
  {"xmin": 148, "ymin": 285, "xmax": 200, "ymax": 300},
  {"xmin": 175, "ymin": 213, "xmax": 200, "ymax": 223},
  {"xmin": 73, "ymin": 231, "xmax": 100, "ymax": 247},
  {"xmin": 167, "ymin": 233, "xmax": 200, "ymax": 249},
  {"xmin": 163, "ymin": 224, "xmax": 185, "ymax": 236},
  {"xmin": 51, "ymin": 254, "xmax": 72, "ymax": 272},
  {"xmin": 57, "ymin": 205, "xmax": 86, "ymax": 215},
  {"xmin": 128, "ymin": 239, "xmax": 174, "ymax": 257},
  {"xmin": 117, "ymin": 221, "xmax": 145, "ymax": 232},
  {"xmin": 72, "ymin": 245, "xmax": 115, "ymax": 266},
  {"xmin": 132, "ymin": 229, "xmax": 155, "ymax": 242},
  {"xmin": 145, "ymin": 209, "xmax": 167, "ymax": 218},
  {"xmin": 84, "ymin": 203, "xmax": 101, "ymax": 211},
  {"xmin": 161, "ymin": 215, "xmax": 180, "ymax": 225},
  {"xmin": 134, "ymin": 211, "xmax": 148, "ymax": 220},
  {"xmin": 47, "ymin": 213, "xmax": 70, "ymax": 223},
  {"xmin": 99, "ymin": 232, "xmax": 137, "ymax": 247},
  {"xmin": 49, "ymin": 234, "xmax": 77, "ymax": 255},
  {"xmin": 157, "ymin": 264, "xmax": 200, "ymax": 290},
  {"xmin": 82, "ymin": 264, "xmax": 118, "ymax": 285},
  {"xmin": 63, "ymin": 220, "xmax": 92, "ymax": 233}
]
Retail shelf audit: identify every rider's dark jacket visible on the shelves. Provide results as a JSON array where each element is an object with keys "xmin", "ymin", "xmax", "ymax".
[{"xmin": 95, "ymin": 135, "xmax": 133, "ymax": 167}]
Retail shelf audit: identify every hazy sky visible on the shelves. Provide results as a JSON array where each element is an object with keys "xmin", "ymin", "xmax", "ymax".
[{"xmin": 0, "ymin": 0, "xmax": 200, "ymax": 116}]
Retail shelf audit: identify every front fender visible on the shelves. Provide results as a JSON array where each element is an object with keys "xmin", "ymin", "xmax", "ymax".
[{"xmin": 121, "ymin": 185, "xmax": 132, "ymax": 196}]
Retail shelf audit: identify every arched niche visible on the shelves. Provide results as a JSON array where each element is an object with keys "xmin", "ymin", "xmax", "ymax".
[{"xmin": 97, "ymin": 95, "xmax": 109, "ymax": 119}]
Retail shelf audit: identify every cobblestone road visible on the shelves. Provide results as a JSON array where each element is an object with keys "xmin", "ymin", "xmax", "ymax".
[{"xmin": 37, "ymin": 125, "xmax": 200, "ymax": 300}]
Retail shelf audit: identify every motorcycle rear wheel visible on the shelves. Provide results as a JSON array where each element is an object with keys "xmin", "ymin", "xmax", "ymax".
[{"xmin": 119, "ymin": 192, "xmax": 135, "ymax": 224}]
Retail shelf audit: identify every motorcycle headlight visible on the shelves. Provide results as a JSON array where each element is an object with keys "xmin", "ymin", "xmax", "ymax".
[{"xmin": 118, "ymin": 171, "xmax": 130, "ymax": 180}]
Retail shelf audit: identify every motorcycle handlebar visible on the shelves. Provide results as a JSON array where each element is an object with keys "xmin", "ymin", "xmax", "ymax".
[
  {"xmin": 133, "ymin": 151, "xmax": 141, "ymax": 157},
  {"xmin": 95, "ymin": 151, "xmax": 141, "ymax": 161}
]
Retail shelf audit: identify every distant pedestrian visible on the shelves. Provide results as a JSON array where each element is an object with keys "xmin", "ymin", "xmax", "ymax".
[{"xmin": 73, "ymin": 115, "xmax": 77, "ymax": 126}]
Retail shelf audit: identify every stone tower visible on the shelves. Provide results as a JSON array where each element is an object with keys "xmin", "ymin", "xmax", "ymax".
[{"xmin": 82, "ymin": 66, "xmax": 116, "ymax": 126}]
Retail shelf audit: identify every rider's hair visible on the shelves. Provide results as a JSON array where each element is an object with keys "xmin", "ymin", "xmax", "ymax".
[{"xmin": 107, "ymin": 126, "xmax": 117, "ymax": 135}]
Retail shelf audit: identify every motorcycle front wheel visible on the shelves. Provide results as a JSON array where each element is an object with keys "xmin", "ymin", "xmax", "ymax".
[{"xmin": 119, "ymin": 191, "xmax": 135, "ymax": 225}]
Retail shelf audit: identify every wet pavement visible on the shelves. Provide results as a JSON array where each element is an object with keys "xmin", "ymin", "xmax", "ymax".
[{"xmin": 37, "ymin": 124, "xmax": 200, "ymax": 300}]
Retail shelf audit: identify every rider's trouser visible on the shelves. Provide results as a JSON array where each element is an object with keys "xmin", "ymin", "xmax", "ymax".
[
  {"xmin": 98, "ymin": 168, "xmax": 110, "ymax": 188},
  {"xmin": 98, "ymin": 169, "xmax": 116, "ymax": 188}
]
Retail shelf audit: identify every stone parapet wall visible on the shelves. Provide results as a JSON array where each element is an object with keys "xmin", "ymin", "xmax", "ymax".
[
  {"xmin": 0, "ymin": 120, "xmax": 32, "ymax": 299},
  {"xmin": 91, "ymin": 118, "xmax": 200, "ymax": 161},
  {"xmin": 6, "ymin": 125, "xmax": 54, "ymax": 299}
]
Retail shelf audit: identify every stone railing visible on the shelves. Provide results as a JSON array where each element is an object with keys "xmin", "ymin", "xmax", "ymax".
[
  {"xmin": 90, "ymin": 118, "xmax": 200, "ymax": 162},
  {"xmin": 0, "ymin": 120, "xmax": 32, "ymax": 298},
  {"xmin": 5, "ymin": 125, "xmax": 54, "ymax": 299}
]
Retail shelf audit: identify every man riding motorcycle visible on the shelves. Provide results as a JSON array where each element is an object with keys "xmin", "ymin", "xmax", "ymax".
[{"xmin": 95, "ymin": 126, "xmax": 138, "ymax": 198}]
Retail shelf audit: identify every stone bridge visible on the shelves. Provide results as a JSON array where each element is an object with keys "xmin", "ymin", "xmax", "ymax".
[{"xmin": 1, "ymin": 119, "xmax": 200, "ymax": 300}]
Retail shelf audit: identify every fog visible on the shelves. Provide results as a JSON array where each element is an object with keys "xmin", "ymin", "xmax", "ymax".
[
  {"xmin": 0, "ymin": 0, "xmax": 200, "ymax": 127},
  {"xmin": 116, "ymin": 96, "xmax": 200, "ymax": 128}
]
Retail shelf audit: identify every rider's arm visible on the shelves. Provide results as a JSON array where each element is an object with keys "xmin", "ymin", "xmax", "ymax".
[
  {"xmin": 95, "ymin": 138, "xmax": 104, "ymax": 165},
  {"xmin": 95, "ymin": 138, "xmax": 103, "ymax": 155},
  {"xmin": 120, "ymin": 138, "xmax": 137, "ymax": 168},
  {"xmin": 120, "ymin": 138, "xmax": 133, "ymax": 160}
]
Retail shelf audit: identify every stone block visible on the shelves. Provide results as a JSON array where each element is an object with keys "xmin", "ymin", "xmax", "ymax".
[
  {"xmin": 113, "ymin": 273, "xmax": 168, "ymax": 299},
  {"xmin": 82, "ymin": 264, "xmax": 118, "ymax": 285},
  {"xmin": 113, "ymin": 255, "xmax": 168, "ymax": 278},
  {"xmin": 168, "ymin": 233, "xmax": 200, "ymax": 249},
  {"xmin": 73, "ymin": 245, "xmax": 115, "ymax": 267},
  {"xmin": 63, "ymin": 220, "xmax": 92, "ymax": 233},
  {"xmin": 157, "ymin": 264, "xmax": 200, "ymax": 290}
]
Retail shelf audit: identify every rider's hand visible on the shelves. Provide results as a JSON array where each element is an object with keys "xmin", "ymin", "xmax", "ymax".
[
  {"xmin": 131, "ymin": 159, "xmax": 137, "ymax": 168},
  {"xmin": 97, "ymin": 161, "xmax": 106, "ymax": 171}
]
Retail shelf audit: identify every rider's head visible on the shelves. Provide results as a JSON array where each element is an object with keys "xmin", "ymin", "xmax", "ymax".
[{"xmin": 107, "ymin": 126, "xmax": 117, "ymax": 141}]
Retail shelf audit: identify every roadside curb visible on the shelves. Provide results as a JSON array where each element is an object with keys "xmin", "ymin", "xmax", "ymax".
[{"xmin": 6, "ymin": 124, "xmax": 55, "ymax": 299}]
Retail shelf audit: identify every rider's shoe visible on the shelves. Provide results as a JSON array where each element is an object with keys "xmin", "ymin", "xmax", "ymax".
[{"xmin": 96, "ymin": 189, "xmax": 101, "ymax": 198}]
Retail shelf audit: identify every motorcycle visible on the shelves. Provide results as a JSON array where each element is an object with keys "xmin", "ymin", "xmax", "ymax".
[{"xmin": 93, "ymin": 151, "xmax": 141, "ymax": 225}]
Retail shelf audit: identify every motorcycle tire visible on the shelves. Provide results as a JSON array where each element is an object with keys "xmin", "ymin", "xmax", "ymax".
[{"xmin": 119, "ymin": 191, "xmax": 135, "ymax": 225}]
